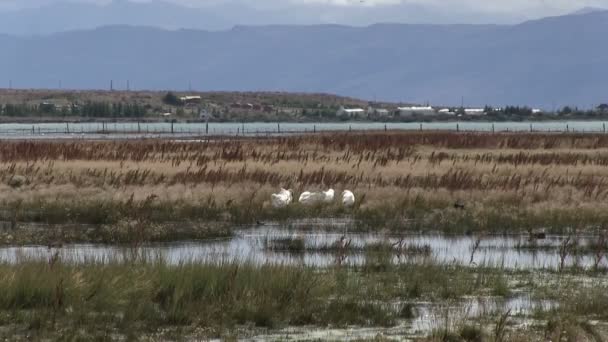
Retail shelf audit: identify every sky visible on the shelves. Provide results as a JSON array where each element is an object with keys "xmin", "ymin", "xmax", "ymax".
[
  {"xmin": 1, "ymin": 0, "xmax": 605, "ymax": 11},
  {"xmin": 0, "ymin": 0, "xmax": 606, "ymax": 24}
]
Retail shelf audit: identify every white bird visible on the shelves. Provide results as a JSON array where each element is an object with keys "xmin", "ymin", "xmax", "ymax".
[
  {"xmin": 342, "ymin": 190, "xmax": 355, "ymax": 207},
  {"xmin": 322, "ymin": 189, "xmax": 335, "ymax": 203},
  {"xmin": 298, "ymin": 191, "xmax": 325, "ymax": 205},
  {"xmin": 271, "ymin": 188, "xmax": 292, "ymax": 208}
]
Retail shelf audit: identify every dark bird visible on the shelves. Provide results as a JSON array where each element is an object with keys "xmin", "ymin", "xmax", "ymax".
[
  {"xmin": 529, "ymin": 230, "xmax": 546, "ymax": 240},
  {"xmin": 454, "ymin": 200, "xmax": 465, "ymax": 210}
]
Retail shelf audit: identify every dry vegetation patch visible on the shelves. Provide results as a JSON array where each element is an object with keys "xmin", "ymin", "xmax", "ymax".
[{"xmin": 2, "ymin": 132, "xmax": 608, "ymax": 242}]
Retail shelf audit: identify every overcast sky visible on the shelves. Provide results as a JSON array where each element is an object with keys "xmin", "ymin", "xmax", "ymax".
[{"xmin": 0, "ymin": 0, "xmax": 606, "ymax": 24}]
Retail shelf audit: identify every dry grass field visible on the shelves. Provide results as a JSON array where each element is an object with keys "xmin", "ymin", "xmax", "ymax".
[{"xmin": 2, "ymin": 131, "xmax": 608, "ymax": 239}]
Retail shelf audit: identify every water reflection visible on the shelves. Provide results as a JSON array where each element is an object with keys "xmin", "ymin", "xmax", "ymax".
[
  {"xmin": 0, "ymin": 227, "xmax": 605, "ymax": 270},
  {"xmin": 246, "ymin": 294, "xmax": 557, "ymax": 340},
  {"xmin": 410, "ymin": 293, "xmax": 557, "ymax": 333}
]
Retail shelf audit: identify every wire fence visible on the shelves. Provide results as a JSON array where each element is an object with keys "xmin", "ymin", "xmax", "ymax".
[{"xmin": 0, "ymin": 121, "xmax": 607, "ymax": 139}]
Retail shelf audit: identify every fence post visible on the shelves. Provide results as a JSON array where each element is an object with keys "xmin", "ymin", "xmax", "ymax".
[
  {"xmin": 314, "ymin": 125, "xmax": 316, "ymax": 133},
  {"xmin": 206, "ymin": 122, "xmax": 209, "ymax": 134},
  {"xmin": 604, "ymin": 123, "xmax": 606, "ymax": 133},
  {"xmin": 32, "ymin": 126, "xmax": 35, "ymax": 135},
  {"xmin": 138, "ymin": 122, "xmax": 141, "ymax": 133},
  {"xmin": 349, "ymin": 125, "xmax": 352, "ymax": 132},
  {"xmin": 566, "ymin": 124, "xmax": 569, "ymax": 133},
  {"xmin": 530, "ymin": 123, "xmax": 533, "ymax": 132},
  {"xmin": 456, "ymin": 123, "xmax": 459, "ymax": 132},
  {"xmin": 171, "ymin": 121, "xmax": 174, "ymax": 134},
  {"xmin": 242, "ymin": 122, "xmax": 245, "ymax": 134},
  {"xmin": 385, "ymin": 124, "xmax": 387, "ymax": 132},
  {"xmin": 277, "ymin": 123, "xmax": 280, "ymax": 133},
  {"xmin": 492, "ymin": 123, "xmax": 495, "ymax": 133},
  {"xmin": 66, "ymin": 123, "xmax": 69, "ymax": 134},
  {"xmin": 419, "ymin": 123, "xmax": 422, "ymax": 132}
]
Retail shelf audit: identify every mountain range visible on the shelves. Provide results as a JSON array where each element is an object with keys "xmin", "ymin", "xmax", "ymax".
[
  {"xmin": 1, "ymin": 8, "xmax": 607, "ymax": 107},
  {"xmin": 0, "ymin": 0, "xmax": 530, "ymax": 36}
]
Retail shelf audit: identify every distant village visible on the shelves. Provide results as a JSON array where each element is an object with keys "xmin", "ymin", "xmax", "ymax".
[
  {"xmin": 337, "ymin": 105, "xmax": 544, "ymax": 119},
  {"xmin": 173, "ymin": 94, "xmax": 552, "ymax": 121},
  {"xmin": 172, "ymin": 94, "xmax": 592, "ymax": 121}
]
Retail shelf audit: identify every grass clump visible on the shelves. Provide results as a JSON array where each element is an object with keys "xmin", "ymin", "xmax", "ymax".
[
  {"xmin": 458, "ymin": 324, "xmax": 485, "ymax": 342},
  {"xmin": 0, "ymin": 258, "xmax": 400, "ymax": 338},
  {"xmin": 263, "ymin": 236, "xmax": 306, "ymax": 253}
]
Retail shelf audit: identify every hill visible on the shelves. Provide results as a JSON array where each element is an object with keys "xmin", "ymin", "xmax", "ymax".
[{"xmin": 0, "ymin": 89, "xmax": 400, "ymax": 122}]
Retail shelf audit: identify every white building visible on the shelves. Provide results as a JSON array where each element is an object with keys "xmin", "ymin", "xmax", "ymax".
[
  {"xmin": 532, "ymin": 108, "xmax": 543, "ymax": 114},
  {"xmin": 180, "ymin": 95, "xmax": 202, "ymax": 104},
  {"xmin": 438, "ymin": 108, "xmax": 456, "ymax": 115},
  {"xmin": 464, "ymin": 108, "xmax": 485, "ymax": 116},
  {"xmin": 337, "ymin": 106, "xmax": 366, "ymax": 118},
  {"xmin": 397, "ymin": 106, "xmax": 436, "ymax": 116}
]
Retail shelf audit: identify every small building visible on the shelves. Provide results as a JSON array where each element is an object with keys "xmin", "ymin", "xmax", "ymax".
[
  {"xmin": 532, "ymin": 108, "xmax": 543, "ymax": 114},
  {"xmin": 337, "ymin": 106, "xmax": 366, "ymax": 118},
  {"xmin": 397, "ymin": 106, "xmax": 436, "ymax": 116},
  {"xmin": 464, "ymin": 108, "xmax": 485, "ymax": 116},
  {"xmin": 38, "ymin": 100, "xmax": 70, "ymax": 113},
  {"xmin": 39, "ymin": 102, "xmax": 59, "ymax": 113},
  {"xmin": 438, "ymin": 108, "xmax": 456, "ymax": 115},
  {"xmin": 180, "ymin": 96, "xmax": 201, "ymax": 104}
]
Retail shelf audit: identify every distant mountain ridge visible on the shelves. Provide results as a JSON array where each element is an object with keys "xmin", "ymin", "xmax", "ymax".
[
  {"xmin": 1, "ymin": 10, "xmax": 607, "ymax": 107},
  {"xmin": 0, "ymin": 0, "xmax": 531, "ymax": 36}
]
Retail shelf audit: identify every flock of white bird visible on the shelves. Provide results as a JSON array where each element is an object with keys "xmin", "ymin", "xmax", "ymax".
[{"xmin": 271, "ymin": 188, "xmax": 355, "ymax": 208}]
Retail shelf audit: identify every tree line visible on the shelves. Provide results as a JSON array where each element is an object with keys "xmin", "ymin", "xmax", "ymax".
[{"xmin": 0, "ymin": 102, "xmax": 147, "ymax": 118}]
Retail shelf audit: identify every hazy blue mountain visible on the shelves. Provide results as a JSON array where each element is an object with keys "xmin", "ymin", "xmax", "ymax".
[
  {"xmin": 1, "ymin": 10, "xmax": 607, "ymax": 107},
  {"xmin": 0, "ymin": 0, "xmax": 231, "ymax": 34},
  {"xmin": 0, "ymin": 0, "xmax": 527, "ymax": 36}
]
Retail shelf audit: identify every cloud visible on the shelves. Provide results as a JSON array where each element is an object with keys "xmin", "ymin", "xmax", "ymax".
[{"xmin": 166, "ymin": 0, "xmax": 608, "ymax": 13}]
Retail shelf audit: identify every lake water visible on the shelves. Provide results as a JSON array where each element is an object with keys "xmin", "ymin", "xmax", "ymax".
[
  {"xmin": 0, "ymin": 121, "xmax": 607, "ymax": 139},
  {"xmin": 1, "ymin": 226, "xmax": 604, "ymax": 270}
]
